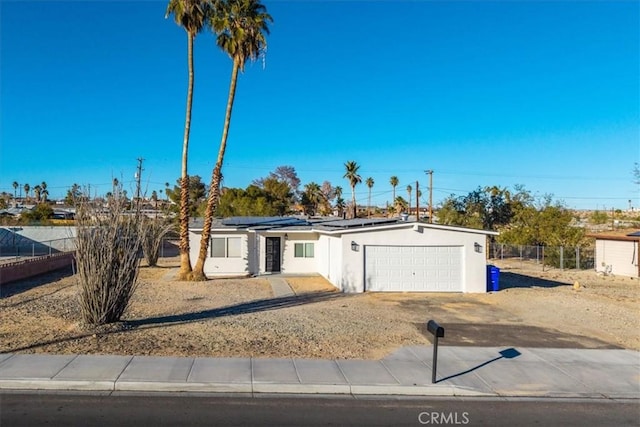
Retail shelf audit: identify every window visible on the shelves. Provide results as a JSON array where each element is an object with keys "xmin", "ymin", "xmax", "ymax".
[
  {"xmin": 211, "ymin": 237, "xmax": 241, "ymax": 258},
  {"xmin": 294, "ymin": 242, "xmax": 314, "ymax": 258}
]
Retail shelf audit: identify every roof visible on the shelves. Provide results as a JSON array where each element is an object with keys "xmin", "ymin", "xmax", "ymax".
[
  {"xmin": 587, "ymin": 231, "xmax": 640, "ymax": 242},
  {"xmin": 190, "ymin": 216, "xmax": 498, "ymax": 236}
]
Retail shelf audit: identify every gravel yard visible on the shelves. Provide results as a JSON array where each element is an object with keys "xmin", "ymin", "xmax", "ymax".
[{"xmin": 0, "ymin": 257, "xmax": 638, "ymax": 359}]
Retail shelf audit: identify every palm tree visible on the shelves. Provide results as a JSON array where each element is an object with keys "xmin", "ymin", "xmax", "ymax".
[
  {"xmin": 343, "ymin": 161, "xmax": 362, "ymax": 219},
  {"xmin": 166, "ymin": 0, "xmax": 209, "ymax": 279},
  {"xmin": 365, "ymin": 177, "xmax": 374, "ymax": 218},
  {"xmin": 390, "ymin": 176, "xmax": 398, "ymax": 208},
  {"xmin": 395, "ymin": 196, "xmax": 408, "ymax": 213},
  {"xmin": 41, "ymin": 181, "xmax": 48, "ymax": 202},
  {"xmin": 33, "ymin": 185, "xmax": 42, "ymax": 203},
  {"xmin": 193, "ymin": 0, "xmax": 272, "ymax": 280},
  {"xmin": 406, "ymin": 184, "xmax": 412, "ymax": 213},
  {"xmin": 334, "ymin": 186, "xmax": 343, "ymax": 217},
  {"xmin": 12, "ymin": 181, "xmax": 18, "ymax": 205},
  {"xmin": 303, "ymin": 181, "xmax": 323, "ymax": 216},
  {"xmin": 335, "ymin": 197, "xmax": 346, "ymax": 218},
  {"xmin": 23, "ymin": 183, "xmax": 30, "ymax": 204}
]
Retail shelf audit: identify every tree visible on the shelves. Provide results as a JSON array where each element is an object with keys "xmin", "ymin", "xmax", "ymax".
[
  {"xmin": 21, "ymin": 203, "xmax": 53, "ymax": 223},
  {"xmin": 394, "ymin": 196, "xmax": 408, "ymax": 213},
  {"xmin": 254, "ymin": 165, "xmax": 301, "ymax": 201},
  {"xmin": 389, "ymin": 176, "xmax": 398, "ymax": 207},
  {"xmin": 166, "ymin": 0, "xmax": 210, "ymax": 279},
  {"xmin": 165, "ymin": 175, "xmax": 207, "ymax": 218},
  {"xmin": 23, "ymin": 183, "xmax": 30, "ymax": 204},
  {"xmin": 12, "ymin": 181, "xmax": 19, "ymax": 202},
  {"xmin": 217, "ymin": 185, "xmax": 277, "ymax": 217},
  {"xmin": 33, "ymin": 185, "xmax": 42, "ymax": 203},
  {"xmin": 406, "ymin": 185, "xmax": 412, "ymax": 212},
  {"xmin": 194, "ymin": 0, "xmax": 273, "ymax": 280},
  {"xmin": 65, "ymin": 183, "xmax": 82, "ymax": 206},
  {"xmin": 334, "ymin": 186, "xmax": 344, "ymax": 217},
  {"xmin": 142, "ymin": 218, "xmax": 174, "ymax": 267},
  {"xmin": 318, "ymin": 181, "xmax": 334, "ymax": 216},
  {"xmin": 40, "ymin": 181, "xmax": 48, "ymax": 203},
  {"xmin": 343, "ymin": 161, "xmax": 361, "ymax": 219},
  {"xmin": 75, "ymin": 190, "xmax": 144, "ymax": 325},
  {"xmin": 252, "ymin": 166, "xmax": 298, "ymax": 214},
  {"xmin": 302, "ymin": 181, "xmax": 323, "ymax": 216},
  {"xmin": 366, "ymin": 177, "xmax": 374, "ymax": 218}
]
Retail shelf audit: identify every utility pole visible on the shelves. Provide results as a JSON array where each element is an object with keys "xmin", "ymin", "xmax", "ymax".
[
  {"xmin": 135, "ymin": 157, "xmax": 144, "ymax": 212},
  {"xmin": 415, "ymin": 181, "xmax": 419, "ymax": 221},
  {"xmin": 425, "ymin": 170, "xmax": 433, "ymax": 223}
]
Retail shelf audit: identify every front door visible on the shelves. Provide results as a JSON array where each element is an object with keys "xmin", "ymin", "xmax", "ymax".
[{"xmin": 265, "ymin": 237, "xmax": 281, "ymax": 273}]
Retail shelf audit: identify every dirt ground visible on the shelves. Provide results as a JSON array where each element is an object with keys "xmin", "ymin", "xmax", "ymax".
[{"xmin": 0, "ymin": 257, "xmax": 638, "ymax": 360}]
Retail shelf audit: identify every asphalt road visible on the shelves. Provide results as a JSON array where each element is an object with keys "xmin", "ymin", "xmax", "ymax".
[{"xmin": 1, "ymin": 392, "xmax": 638, "ymax": 427}]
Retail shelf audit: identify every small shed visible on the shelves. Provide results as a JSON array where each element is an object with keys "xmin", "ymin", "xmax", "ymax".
[{"xmin": 591, "ymin": 231, "xmax": 640, "ymax": 278}]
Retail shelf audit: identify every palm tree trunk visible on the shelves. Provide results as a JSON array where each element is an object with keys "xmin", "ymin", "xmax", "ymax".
[
  {"xmin": 351, "ymin": 186, "xmax": 356, "ymax": 219},
  {"xmin": 192, "ymin": 59, "xmax": 240, "ymax": 280},
  {"xmin": 368, "ymin": 190, "xmax": 371, "ymax": 218},
  {"xmin": 178, "ymin": 32, "xmax": 195, "ymax": 280}
]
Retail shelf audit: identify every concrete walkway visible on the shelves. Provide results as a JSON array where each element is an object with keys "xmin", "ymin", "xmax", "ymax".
[
  {"xmin": 0, "ymin": 346, "xmax": 637, "ymax": 398},
  {"xmin": 267, "ymin": 277, "xmax": 296, "ymax": 298}
]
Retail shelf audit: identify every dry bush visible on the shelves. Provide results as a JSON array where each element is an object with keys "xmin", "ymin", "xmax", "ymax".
[
  {"xmin": 142, "ymin": 218, "xmax": 174, "ymax": 267},
  {"xmin": 75, "ymin": 196, "xmax": 144, "ymax": 325}
]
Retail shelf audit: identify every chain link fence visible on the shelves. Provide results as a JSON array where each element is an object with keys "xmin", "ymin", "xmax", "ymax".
[{"xmin": 490, "ymin": 243, "xmax": 595, "ymax": 270}]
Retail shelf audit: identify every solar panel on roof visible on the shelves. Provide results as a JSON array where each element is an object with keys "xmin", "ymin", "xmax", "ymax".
[
  {"xmin": 222, "ymin": 216, "xmax": 309, "ymax": 227},
  {"xmin": 626, "ymin": 231, "xmax": 640, "ymax": 237},
  {"xmin": 318, "ymin": 218, "xmax": 401, "ymax": 229}
]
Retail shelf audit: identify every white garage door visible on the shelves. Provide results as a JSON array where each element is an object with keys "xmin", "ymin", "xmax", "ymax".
[{"xmin": 365, "ymin": 245, "xmax": 463, "ymax": 292}]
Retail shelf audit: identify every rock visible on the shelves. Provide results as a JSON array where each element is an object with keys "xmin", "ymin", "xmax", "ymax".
[{"xmin": 573, "ymin": 281, "xmax": 580, "ymax": 290}]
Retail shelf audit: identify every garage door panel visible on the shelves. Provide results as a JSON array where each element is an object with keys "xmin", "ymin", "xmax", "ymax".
[{"xmin": 365, "ymin": 245, "xmax": 463, "ymax": 292}]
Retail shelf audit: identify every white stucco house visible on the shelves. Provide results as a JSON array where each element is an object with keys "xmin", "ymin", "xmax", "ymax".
[
  {"xmin": 189, "ymin": 217, "xmax": 498, "ymax": 293},
  {"xmin": 591, "ymin": 231, "xmax": 640, "ymax": 278}
]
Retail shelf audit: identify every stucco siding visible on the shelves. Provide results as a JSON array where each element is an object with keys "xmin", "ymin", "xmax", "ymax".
[
  {"xmin": 595, "ymin": 239, "xmax": 638, "ymax": 278},
  {"xmin": 281, "ymin": 233, "xmax": 319, "ymax": 274},
  {"xmin": 337, "ymin": 225, "xmax": 487, "ymax": 293},
  {"xmin": 190, "ymin": 231, "xmax": 251, "ymax": 277}
]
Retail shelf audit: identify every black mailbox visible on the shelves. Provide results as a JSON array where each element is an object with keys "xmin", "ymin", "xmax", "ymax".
[
  {"xmin": 427, "ymin": 319, "xmax": 445, "ymax": 383},
  {"xmin": 427, "ymin": 320, "xmax": 444, "ymax": 338}
]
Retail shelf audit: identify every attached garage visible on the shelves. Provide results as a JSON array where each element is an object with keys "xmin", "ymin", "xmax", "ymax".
[
  {"xmin": 365, "ymin": 245, "xmax": 463, "ymax": 292},
  {"xmin": 318, "ymin": 220, "xmax": 497, "ymax": 293}
]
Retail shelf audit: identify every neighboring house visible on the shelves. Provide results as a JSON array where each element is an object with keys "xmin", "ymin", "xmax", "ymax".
[
  {"xmin": 591, "ymin": 231, "xmax": 640, "ymax": 278},
  {"xmin": 189, "ymin": 217, "xmax": 498, "ymax": 293}
]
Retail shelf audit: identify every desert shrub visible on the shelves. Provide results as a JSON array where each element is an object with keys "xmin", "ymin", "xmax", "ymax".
[
  {"xmin": 75, "ymin": 196, "xmax": 144, "ymax": 325},
  {"xmin": 142, "ymin": 217, "xmax": 174, "ymax": 267}
]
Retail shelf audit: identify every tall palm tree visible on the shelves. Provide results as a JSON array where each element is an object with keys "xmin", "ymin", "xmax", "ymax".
[
  {"xmin": 12, "ymin": 181, "xmax": 18, "ymax": 204},
  {"xmin": 406, "ymin": 184, "xmax": 412, "ymax": 213},
  {"xmin": 334, "ymin": 186, "xmax": 343, "ymax": 217},
  {"xmin": 343, "ymin": 161, "xmax": 362, "ymax": 219},
  {"xmin": 41, "ymin": 181, "xmax": 48, "ymax": 202},
  {"xmin": 390, "ymin": 176, "xmax": 398, "ymax": 208},
  {"xmin": 365, "ymin": 177, "xmax": 374, "ymax": 218},
  {"xmin": 23, "ymin": 183, "xmax": 30, "ymax": 204},
  {"xmin": 166, "ymin": 0, "xmax": 209, "ymax": 279},
  {"xmin": 194, "ymin": 0, "xmax": 272, "ymax": 280}
]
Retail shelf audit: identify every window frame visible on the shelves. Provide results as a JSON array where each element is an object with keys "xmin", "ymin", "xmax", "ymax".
[
  {"xmin": 210, "ymin": 237, "xmax": 242, "ymax": 258},
  {"xmin": 294, "ymin": 242, "xmax": 315, "ymax": 258}
]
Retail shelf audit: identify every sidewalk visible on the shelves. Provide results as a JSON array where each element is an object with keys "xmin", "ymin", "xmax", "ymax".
[{"xmin": 0, "ymin": 346, "xmax": 638, "ymax": 398}]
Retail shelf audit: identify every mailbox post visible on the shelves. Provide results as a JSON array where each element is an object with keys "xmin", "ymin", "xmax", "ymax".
[{"xmin": 426, "ymin": 320, "xmax": 445, "ymax": 383}]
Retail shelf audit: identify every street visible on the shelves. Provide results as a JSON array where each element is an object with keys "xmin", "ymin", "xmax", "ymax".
[{"xmin": 1, "ymin": 392, "xmax": 638, "ymax": 426}]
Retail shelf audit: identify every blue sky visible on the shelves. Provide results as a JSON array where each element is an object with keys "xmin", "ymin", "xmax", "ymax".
[{"xmin": 1, "ymin": 0, "xmax": 638, "ymax": 210}]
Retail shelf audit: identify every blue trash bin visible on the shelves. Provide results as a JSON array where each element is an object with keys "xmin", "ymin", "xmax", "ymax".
[{"xmin": 486, "ymin": 265, "xmax": 500, "ymax": 292}]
